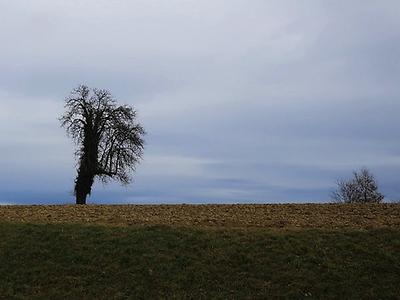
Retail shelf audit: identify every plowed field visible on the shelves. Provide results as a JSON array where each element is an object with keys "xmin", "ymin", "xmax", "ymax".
[{"xmin": 1, "ymin": 203, "xmax": 399, "ymax": 229}]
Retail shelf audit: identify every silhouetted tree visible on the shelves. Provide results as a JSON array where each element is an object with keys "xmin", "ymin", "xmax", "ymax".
[
  {"xmin": 332, "ymin": 168, "xmax": 384, "ymax": 203},
  {"xmin": 60, "ymin": 85, "xmax": 145, "ymax": 204}
]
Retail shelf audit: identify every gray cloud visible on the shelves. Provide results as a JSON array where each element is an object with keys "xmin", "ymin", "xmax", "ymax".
[{"xmin": 1, "ymin": 0, "xmax": 400, "ymax": 204}]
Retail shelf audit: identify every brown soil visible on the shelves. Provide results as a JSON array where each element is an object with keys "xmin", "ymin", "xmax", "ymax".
[{"xmin": 1, "ymin": 204, "xmax": 399, "ymax": 229}]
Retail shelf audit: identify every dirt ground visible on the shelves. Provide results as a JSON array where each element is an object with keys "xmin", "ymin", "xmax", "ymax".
[{"xmin": 0, "ymin": 204, "xmax": 399, "ymax": 229}]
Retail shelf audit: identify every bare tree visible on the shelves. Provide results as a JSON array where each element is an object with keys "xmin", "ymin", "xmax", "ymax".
[
  {"xmin": 60, "ymin": 85, "xmax": 145, "ymax": 204},
  {"xmin": 332, "ymin": 168, "xmax": 384, "ymax": 203}
]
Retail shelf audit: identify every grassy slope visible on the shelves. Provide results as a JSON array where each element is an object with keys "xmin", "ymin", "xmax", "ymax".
[{"xmin": 0, "ymin": 223, "xmax": 399, "ymax": 299}]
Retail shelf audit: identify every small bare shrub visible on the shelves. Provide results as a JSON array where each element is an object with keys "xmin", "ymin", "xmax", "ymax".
[{"xmin": 332, "ymin": 168, "xmax": 384, "ymax": 203}]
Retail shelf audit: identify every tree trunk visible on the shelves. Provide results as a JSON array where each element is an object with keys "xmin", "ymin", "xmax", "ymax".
[
  {"xmin": 74, "ymin": 124, "xmax": 99, "ymax": 205},
  {"xmin": 75, "ymin": 191, "xmax": 87, "ymax": 205},
  {"xmin": 74, "ymin": 169, "xmax": 95, "ymax": 205}
]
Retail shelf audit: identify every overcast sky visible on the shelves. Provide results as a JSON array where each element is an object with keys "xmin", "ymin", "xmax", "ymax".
[{"xmin": 1, "ymin": 1, "xmax": 400, "ymax": 204}]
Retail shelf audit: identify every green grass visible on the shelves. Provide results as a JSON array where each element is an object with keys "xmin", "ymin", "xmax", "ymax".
[{"xmin": 0, "ymin": 223, "xmax": 399, "ymax": 299}]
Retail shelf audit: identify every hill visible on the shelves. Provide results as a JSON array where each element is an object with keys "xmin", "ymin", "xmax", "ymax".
[{"xmin": 0, "ymin": 204, "xmax": 399, "ymax": 299}]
